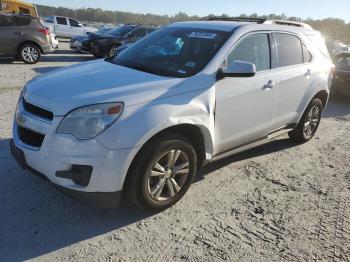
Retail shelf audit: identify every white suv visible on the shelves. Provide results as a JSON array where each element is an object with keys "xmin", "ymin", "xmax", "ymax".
[{"xmin": 11, "ymin": 18, "xmax": 333, "ymax": 211}]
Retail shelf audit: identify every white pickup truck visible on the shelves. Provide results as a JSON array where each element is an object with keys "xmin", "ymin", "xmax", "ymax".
[{"xmin": 43, "ymin": 16, "xmax": 97, "ymax": 38}]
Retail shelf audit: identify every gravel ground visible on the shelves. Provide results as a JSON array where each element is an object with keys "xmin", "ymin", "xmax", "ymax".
[{"xmin": 1, "ymin": 42, "xmax": 350, "ymax": 262}]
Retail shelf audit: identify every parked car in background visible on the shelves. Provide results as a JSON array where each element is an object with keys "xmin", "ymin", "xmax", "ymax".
[
  {"xmin": 42, "ymin": 16, "xmax": 97, "ymax": 38},
  {"xmin": 333, "ymin": 53, "xmax": 350, "ymax": 96},
  {"xmin": 0, "ymin": 0, "xmax": 38, "ymax": 17},
  {"xmin": 11, "ymin": 18, "xmax": 333, "ymax": 211},
  {"xmin": 70, "ymin": 27, "xmax": 113, "ymax": 53},
  {"xmin": 49, "ymin": 31, "xmax": 58, "ymax": 49},
  {"xmin": 82, "ymin": 24, "xmax": 157, "ymax": 58},
  {"xmin": 342, "ymin": 45, "xmax": 350, "ymax": 54},
  {"xmin": 0, "ymin": 13, "xmax": 54, "ymax": 63}
]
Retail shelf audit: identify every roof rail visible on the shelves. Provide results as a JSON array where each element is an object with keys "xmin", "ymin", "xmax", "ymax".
[
  {"xmin": 263, "ymin": 20, "xmax": 313, "ymax": 29},
  {"xmin": 205, "ymin": 17, "xmax": 266, "ymax": 24}
]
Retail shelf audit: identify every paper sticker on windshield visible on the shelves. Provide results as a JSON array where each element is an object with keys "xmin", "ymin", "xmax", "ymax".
[{"xmin": 187, "ymin": 32, "xmax": 217, "ymax": 39}]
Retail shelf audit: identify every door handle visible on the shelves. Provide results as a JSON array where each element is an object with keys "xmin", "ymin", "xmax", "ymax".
[
  {"xmin": 305, "ymin": 69, "xmax": 312, "ymax": 77},
  {"xmin": 263, "ymin": 80, "xmax": 275, "ymax": 90},
  {"xmin": 14, "ymin": 32, "xmax": 23, "ymax": 35}
]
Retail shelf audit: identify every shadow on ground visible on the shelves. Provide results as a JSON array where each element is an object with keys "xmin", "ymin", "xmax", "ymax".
[
  {"xmin": 324, "ymin": 93, "xmax": 350, "ymax": 119},
  {"xmin": 33, "ymin": 66, "xmax": 63, "ymax": 74},
  {"xmin": 0, "ymin": 133, "xmax": 298, "ymax": 261}
]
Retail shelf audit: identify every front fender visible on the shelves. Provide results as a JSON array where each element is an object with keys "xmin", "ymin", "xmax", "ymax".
[{"xmin": 97, "ymin": 85, "xmax": 216, "ymax": 155}]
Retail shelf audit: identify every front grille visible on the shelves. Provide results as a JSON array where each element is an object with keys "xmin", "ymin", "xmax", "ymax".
[
  {"xmin": 17, "ymin": 126, "xmax": 45, "ymax": 148},
  {"xmin": 23, "ymin": 99, "xmax": 53, "ymax": 121}
]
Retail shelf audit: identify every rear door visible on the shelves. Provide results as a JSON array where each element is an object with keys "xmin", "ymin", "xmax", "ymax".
[
  {"xmin": 0, "ymin": 14, "xmax": 18, "ymax": 55},
  {"xmin": 269, "ymin": 33, "xmax": 314, "ymax": 128},
  {"xmin": 54, "ymin": 16, "xmax": 69, "ymax": 37}
]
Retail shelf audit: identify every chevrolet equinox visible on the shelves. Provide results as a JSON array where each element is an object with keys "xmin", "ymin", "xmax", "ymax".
[{"xmin": 11, "ymin": 18, "xmax": 334, "ymax": 211}]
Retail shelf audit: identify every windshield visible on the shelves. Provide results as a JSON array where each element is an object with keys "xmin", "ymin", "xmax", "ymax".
[
  {"xmin": 109, "ymin": 25, "xmax": 136, "ymax": 36},
  {"xmin": 109, "ymin": 27, "xmax": 231, "ymax": 78},
  {"xmin": 97, "ymin": 27, "xmax": 112, "ymax": 34}
]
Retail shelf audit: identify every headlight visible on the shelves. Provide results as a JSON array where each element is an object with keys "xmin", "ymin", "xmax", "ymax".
[{"xmin": 57, "ymin": 103, "xmax": 123, "ymax": 140}]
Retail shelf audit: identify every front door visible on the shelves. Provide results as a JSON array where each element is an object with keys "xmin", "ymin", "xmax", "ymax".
[{"xmin": 215, "ymin": 33, "xmax": 276, "ymax": 153}]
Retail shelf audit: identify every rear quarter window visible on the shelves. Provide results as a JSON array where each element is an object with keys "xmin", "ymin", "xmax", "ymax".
[
  {"xmin": 14, "ymin": 17, "xmax": 31, "ymax": 26},
  {"xmin": 307, "ymin": 34, "xmax": 331, "ymax": 60},
  {"xmin": 274, "ymin": 33, "xmax": 303, "ymax": 67},
  {"xmin": 0, "ymin": 15, "xmax": 14, "ymax": 27}
]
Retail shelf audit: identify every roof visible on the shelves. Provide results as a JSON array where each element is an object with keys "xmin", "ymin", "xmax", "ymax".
[
  {"xmin": 169, "ymin": 20, "xmax": 316, "ymax": 34},
  {"xmin": 169, "ymin": 21, "xmax": 247, "ymax": 32}
]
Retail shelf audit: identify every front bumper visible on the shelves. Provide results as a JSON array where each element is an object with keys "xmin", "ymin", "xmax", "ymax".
[
  {"xmin": 10, "ymin": 139, "xmax": 122, "ymax": 208},
  {"xmin": 11, "ymin": 102, "xmax": 137, "ymax": 208}
]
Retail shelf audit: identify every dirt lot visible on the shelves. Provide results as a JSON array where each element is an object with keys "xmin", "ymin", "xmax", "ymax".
[{"xmin": 1, "ymin": 42, "xmax": 350, "ymax": 262}]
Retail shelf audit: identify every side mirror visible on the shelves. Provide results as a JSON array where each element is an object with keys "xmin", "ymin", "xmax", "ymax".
[{"xmin": 217, "ymin": 61, "xmax": 256, "ymax": 80}]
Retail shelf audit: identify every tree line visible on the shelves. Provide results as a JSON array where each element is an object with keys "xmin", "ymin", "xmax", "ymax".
[{"xmin": 36, "ymin": 5, "xmax": 350, "ymax": 44}]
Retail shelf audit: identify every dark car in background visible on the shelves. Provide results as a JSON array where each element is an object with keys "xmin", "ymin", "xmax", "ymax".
[
  {"xmin": 82, "ymin": 24, "xmax": 157, "ymax": 58},
  {"xmin": 333, "ymin": 53, "xmax": 350, "ymax": 96},
  {"xmin": 0, "ymin": 13, "xmax": 54, "ymax": 64},
  {"xmin": 70, "ymin": 26, "xmax": 113, "ymax": 52}
]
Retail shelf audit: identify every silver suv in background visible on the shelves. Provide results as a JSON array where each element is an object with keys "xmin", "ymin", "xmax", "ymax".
[
  {"xmin": 11, "ymin": 18, "xmax": 333, "ymax": 211},
  {"xmin": 0, "ymin": 13, "xmax": 54, "ymax": 64}
]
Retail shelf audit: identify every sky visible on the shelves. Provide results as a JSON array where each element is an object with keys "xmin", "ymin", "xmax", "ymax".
[{"xmin": 27, "ymin": 0, "xmax": 350, "ymax": 22}]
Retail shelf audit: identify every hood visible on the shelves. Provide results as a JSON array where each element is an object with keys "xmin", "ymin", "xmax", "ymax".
[{"xmin": 24, "ymin": 60, "xmax": 185, "ymax": 116}]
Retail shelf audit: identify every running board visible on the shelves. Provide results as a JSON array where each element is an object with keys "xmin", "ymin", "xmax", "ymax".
[{"xmin": 210, "ymin": 126, "xmax": 294, "ymax": 163}]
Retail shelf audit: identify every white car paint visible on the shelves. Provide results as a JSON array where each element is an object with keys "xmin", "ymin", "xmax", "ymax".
[
  {"xmin": 43, "ymin": 16, "xmax": 97, "ymax": 38},
  {"xmin": 12, "ymin": 20, "xmax": 333, "ymax": 206}
]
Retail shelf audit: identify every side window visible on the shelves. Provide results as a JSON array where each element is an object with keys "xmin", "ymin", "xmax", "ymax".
[
  {"xmin": 227, "ymin": 33, "xmax": 271, "ymax": 72},
  {"xmin": 44, "ymin": 16, "xmax": 54, "ymax": 23},
  {"xmin": 274, "ymin": 33, "xmax": 303, "ymax": 67},
  {"xmin": 0, "ymin": 15, "xmax": 14, "ymax": 27},
  {"xmin": 131, "ymin": 28, "xmax": 146, "ymax": 37},
  {"xmin": 69, "ymin": 19, "xmax": 80, "ymax": 27},
  {"xmin": 15, "ymin": 17, "xmax": 31, "ymax": 26},
  {"xmin": 56, "ymin": 17, "xmax": 67, "ymax": 25},
  {"xmin": 303, "ymin": 45, "xmax": 312, "ymax": 63}
]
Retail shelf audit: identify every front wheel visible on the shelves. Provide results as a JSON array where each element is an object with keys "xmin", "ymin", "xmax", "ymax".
[
  {"xmin": 126, "ymin": 134, "xmax": 197, "ymax": 212},
  {"xmin": 289, "ymin": 98, "xmax": 323, "ymax": 143},
  {"xmin": 107, "ymin": 45, "xmax": 119, "ymax": 58}
]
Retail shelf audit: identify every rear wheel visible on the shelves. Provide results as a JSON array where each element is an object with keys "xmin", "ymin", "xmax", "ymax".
[
  {"xmin": 19, "ymin": 44, "xmax": 41, "ymax": 64},
  {"xmin": 126, "ymin": 134, "xmax": 197, "ymax": 212},
  {"xmin": 289, "ymin": 98, "xmax": 323, "ymax": 143}
]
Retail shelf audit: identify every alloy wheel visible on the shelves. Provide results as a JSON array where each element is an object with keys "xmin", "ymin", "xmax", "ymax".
[
  {"xmin": 109, "ymin": 47, "xmax": 118, "ymax": 57},
  {"xmin": 22, "ymin": 47, "xmax": 39, "ymax": 63},
  {"xmin": 303, "ymin": 104, "xmax": 321, "ymax": 139},
  {"xmin": 147, "ymin": 149, "xmax": 190, "ymax": 202}
]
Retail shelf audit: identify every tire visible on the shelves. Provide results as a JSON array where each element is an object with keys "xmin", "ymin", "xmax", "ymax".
[
  {"xmin": 288, "ymin": 98, "xmax": 323, "ymax": 143},
  {"xmin": 19, "ymin": 44, "xmax": 41, "ymax": 64},
  {"xmin": 107, "ymin": 45, "xmax": 119, "ymax": 58},
  {"xmin": 126, "ymin": 134, "xmax": 197, "ymax": 212}
]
